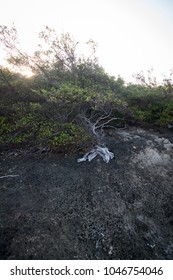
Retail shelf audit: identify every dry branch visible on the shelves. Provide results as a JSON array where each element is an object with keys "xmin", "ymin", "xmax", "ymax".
[{"xmin": 0, "ymin": 174, "xmax": 19, "ymax": 179}]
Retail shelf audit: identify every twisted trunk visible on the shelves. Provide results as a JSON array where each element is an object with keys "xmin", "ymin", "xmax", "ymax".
[{"xmin": 77, "ymin": 112, "xmax": 116, "ymax": 163}]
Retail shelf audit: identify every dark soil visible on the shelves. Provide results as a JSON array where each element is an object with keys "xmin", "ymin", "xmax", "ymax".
[{"xmin": 0, "ymin": 127, "xmax": 173, "ymax": 259}]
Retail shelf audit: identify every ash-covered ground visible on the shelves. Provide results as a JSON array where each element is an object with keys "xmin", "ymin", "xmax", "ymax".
[{"xmin": 0, "ymin": 128, "xmax": 173, "ymax": 259}]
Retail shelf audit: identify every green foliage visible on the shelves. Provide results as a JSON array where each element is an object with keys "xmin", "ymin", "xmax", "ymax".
[
  {"xmin": 0, "ymin": 26, "xmax": 173, "ymax": 152},
  {"xmin": 0, "ymin": 74, "xmax": 92, "ymax": 149},
  {"xmin": 50, "ymin": 123, "xmax": 90, "ymax": 147},
  {"xmin": 1, "ymin": 62, "xmax": 173, "ymax": 151},
  {"xmin": 124, "ymin": 83, "xmax": 173, "ymax": 125}
]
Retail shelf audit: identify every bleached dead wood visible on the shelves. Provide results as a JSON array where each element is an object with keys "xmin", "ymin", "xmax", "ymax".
[
  {"xmin": 77, "ymin": 145, "xmax": 114, "ymax": 163},
  {"xmin": 77, "ymin": 111, "xmax": 118, "ymax": 163},
  {"xmin": 0, "ymin": 174, "xmax": 19, "ymax": 179},
  {"xmin": 80, "ymin": 111, "xmax": 118, "ymax": 141}
]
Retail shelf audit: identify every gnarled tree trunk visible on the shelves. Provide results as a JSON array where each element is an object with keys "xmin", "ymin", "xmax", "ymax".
[{"xmin": 77, "ymin": 111, "xmax": 117, "ymax": 163}]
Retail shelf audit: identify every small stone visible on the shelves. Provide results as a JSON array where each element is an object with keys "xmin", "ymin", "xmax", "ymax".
[{"xmin": 108, "ymin": 245, "xmax": 113, "ymax": 255}]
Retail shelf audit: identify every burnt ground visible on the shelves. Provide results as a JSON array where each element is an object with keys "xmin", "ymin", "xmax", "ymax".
[{"xmin": 0, "ymin": 127, "xmax": 173, "ymax": 260}]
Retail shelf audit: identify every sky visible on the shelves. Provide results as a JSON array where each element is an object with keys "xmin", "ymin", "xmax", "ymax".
[{"xmin": 0, "ymin": 0, "xmax": 173, "ymax": 82}]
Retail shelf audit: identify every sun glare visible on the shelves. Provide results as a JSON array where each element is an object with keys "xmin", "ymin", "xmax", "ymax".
[
  {"xmin": 21, "ymin": 68, "xmax": 34, "ymax": 78},
  {"xmin": 0, "ymin": 0, "xmax": 173, "ymax": 82}
]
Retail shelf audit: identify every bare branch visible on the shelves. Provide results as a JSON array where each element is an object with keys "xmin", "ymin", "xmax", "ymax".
[
  {"xmin": 0, "ymin": 175, "xmax": 19, "ymax": 179},
  {"xmin": 96, "ymin": 117, "xmax": 119, "ymax": 130},
  {"xmin": 94, "ymin": 110, "xmax": 112, "ymax": 126}
]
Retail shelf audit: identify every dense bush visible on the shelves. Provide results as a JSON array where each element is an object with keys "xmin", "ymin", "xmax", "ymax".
[
  {"xmin": 1, "ymin": 67, "xmax": 172, "ymax": 152},
  {"xmin": 0, "ymin": 66, "xmax": 127, "ymax": 151},
  {"xmin": 123, "ymin": 83, "xmax": 173, "ymax": 126},
  {"xmin": 0, "ymin": 26, "xmax": 172, "ymax": 152}
]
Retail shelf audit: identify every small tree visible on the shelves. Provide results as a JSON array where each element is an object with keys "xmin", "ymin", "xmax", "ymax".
[{"xmin": 0, "ymin": 25, "xmax": 128, "ymax": 160}]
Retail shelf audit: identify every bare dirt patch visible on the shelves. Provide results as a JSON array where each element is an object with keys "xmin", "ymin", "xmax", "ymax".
[{"xmin": 0, "ymin": 128, "xmax": 173, "ymax": 259}]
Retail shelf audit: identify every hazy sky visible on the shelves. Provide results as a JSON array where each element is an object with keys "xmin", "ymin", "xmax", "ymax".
[{"xmin": 0, "ymin": 0, "xmax": 173, "ymax": 82}]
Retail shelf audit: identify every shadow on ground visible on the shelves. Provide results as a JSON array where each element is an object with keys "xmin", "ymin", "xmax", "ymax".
[{"xmin": 0, "ymin": 128, "xmax": 173, "ymax": 259}]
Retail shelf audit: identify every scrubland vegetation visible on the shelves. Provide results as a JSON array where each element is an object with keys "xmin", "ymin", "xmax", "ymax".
[{"xmin": 0, "ymin": 25, "xmax": 173, "ymax": 152}]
